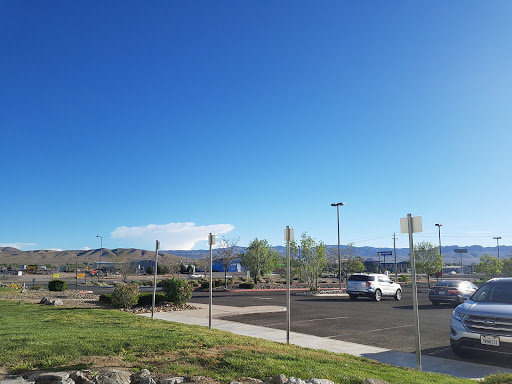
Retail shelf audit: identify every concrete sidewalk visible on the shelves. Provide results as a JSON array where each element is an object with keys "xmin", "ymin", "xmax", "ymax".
[{"xmin": 141, "ymin": 304, "xmax": 512, "ymax": 380}]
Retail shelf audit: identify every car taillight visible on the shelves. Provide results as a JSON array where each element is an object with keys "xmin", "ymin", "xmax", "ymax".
[
  {"xmin": 448, "ymin": 290, "xmax": 459, "ymax": 294},
  {"xmin": 429, "ymin": 289, "xmax": 435, "ymax": 293},
  {"xmin": 366, "ymin": 282, "xmax": 372, "ymax": 287}
]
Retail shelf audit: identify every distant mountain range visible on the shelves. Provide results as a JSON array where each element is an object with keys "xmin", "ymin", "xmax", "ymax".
[
  {"xmin": 162, "ymin": 245, "xmax": 511, "ymax": 265},
  {"xmin": 0, "ymin": 247, "xmax": 184, "ymax": 266},
  {"xmin": 1, "ymin": 244, "xmax": 509, "ymax": 267}
]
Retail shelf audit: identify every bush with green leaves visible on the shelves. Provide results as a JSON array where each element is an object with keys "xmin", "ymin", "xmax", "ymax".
[
  {"xmin": 160, "ymin": 277, "xmax": 192, "ymax": 305},
  {"xmin": 481, "ymin": 373, "xmax": 512, "ymax": 384},
  {"xmin": 239, "ymin": 282, "xmax": 255, "ymax": 289},
  {"xmin": 398, "ymin": 274, "xmax": 410, "ymax": 283},
  {"xmin": 48, "ymin": 280, "xmax": 67, "ymax": 292},
  {"xmin": 99, "ymin": 294, "xmax": 112, "ymax": 304},
  {"xmin": 137, "ymin": 292, "xmax": 166, "ymax": 306},
  {"xmin": 111, "ymin": 283, "xmax": 139, "ymax": 309}
]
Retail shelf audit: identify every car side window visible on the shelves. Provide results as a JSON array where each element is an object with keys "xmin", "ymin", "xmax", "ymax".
[{"xmin": 378, "ymin": 277, "xmax": 386, "ymax": 282}]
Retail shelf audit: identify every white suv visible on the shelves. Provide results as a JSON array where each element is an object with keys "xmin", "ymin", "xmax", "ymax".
[{"xmin": 347, "ymin": 273, "xmax": 402, "ymax": 302}]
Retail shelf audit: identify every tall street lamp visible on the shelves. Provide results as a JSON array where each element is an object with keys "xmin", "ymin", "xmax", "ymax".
[
  {"xmin": 331, "ymin": 202, "xmax": 346, "ymax": 290},
  {"xmin": 493, "ymin": 236, "xmax": 502, "ymax": 260},
  {"xmin": 96, "ymin": 235, "xmax": 103, "ymax": 281},
  {"xmin": 435, "ymin": 224, "xmax": 443, "ymax": 279}
]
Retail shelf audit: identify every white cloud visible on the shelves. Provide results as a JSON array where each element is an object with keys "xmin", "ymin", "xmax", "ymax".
[
  {"xmin": 0, "ymin": 243, "xmax": 37, "ymax": 250},
  {"xmin": 81, "ymin": 247, "xmax": 91, "ymax": 250},
  {"xmin": 46, "ymin": 248, "xmax": 63, "ymax": 251},
  {"xmin": 111, "ymin": 222, "xmax": 235, "ymax": 250}
]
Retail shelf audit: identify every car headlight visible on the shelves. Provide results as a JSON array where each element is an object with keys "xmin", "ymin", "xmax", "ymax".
[{"xmin": 452, "ymin": 308, "xmax": 465, "ymax": 322}]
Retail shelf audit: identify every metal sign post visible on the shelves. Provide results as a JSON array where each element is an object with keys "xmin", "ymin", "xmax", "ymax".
[
  {"xmin": 208, "ymin": 233, "xmax": 216, "ymax": 329},
  {"xmin": 151, "ymin": 240, "xmax": 160, "ymax": 319},
  {"xmin": 454, "ymin": 249, "xmax": 468, "ymax": 275},
  {"xmin": 284, "ymin": 226, "xmax": 294, "ymax": 344},
  {"xmin": 400, "ymin": 214, "xmax": 423, "ymax": 370},
  {"xmin": 378, "ymin": 251, "xmax": 392, "ymax": 273}
]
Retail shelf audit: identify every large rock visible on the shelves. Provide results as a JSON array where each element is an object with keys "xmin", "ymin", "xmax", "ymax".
[
  {"xmin": 305, "ymin": 380, "xmax": 334, "ymax": 384},
  {"xmin": 0, "ymin": 377, "xmax": 29, "ymax": 384},
  {"xmin": 69, "ymin": 371, "xmax": 94, "ymax": 384},
  {"xmin": 95, "ymin": 370, "xmax": 131, "ymax": 384},
  {"xmin": 159, "ymin": 378, "xmax": 184, "ymax": 384},
  {"xmin": 35, "ymin": 372, "xmax": 73, "ymax": 384}
]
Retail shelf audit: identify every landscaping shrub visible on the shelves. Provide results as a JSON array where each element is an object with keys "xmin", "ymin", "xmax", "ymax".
[
  {"xmin": 481, "ymin": 373, "xmax": 512, "ymax": 384},
  {"xmin": 111, "ymin": 283, "xmax": 139, "ymax": 309},
  {"xmin": 239, "ymin": 282, "xmax": 255, "ymax": 289},
  {"xmin": 214, "ymin": 279, "xmax": 224, "ymax": 287},
  {"xmin": 398, "ymin": 274, "xmax": 410, "ymax": 283},
  {"xmin": 138, "ymin": 292, "xmax": 166, "ymax": 306},
  {"xmin": 99, "ymin": 294, "xmax": 112, "ymax": 304},
  {"xmin": 160, "ymin": 277, "xmax": 192, "ymax": 305},
  {"xmin": 48, "ymin": 280, "xmax": 67, "ymax": 292},
  {"xmin": 29, "ymin": 285, "xmax": 43, "ymax": 290}
]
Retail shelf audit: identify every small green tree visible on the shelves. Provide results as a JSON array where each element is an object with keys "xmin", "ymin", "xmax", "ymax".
[
  {"xmin": 501, "ymin": 257, "xmax": 512, "ymax": 277},
  {"xmin": 111, "ymin": 283, "xmax": 139, "ymax": 309},
  {"xmin": 146, "ymin": 266, "xmax": 154, "ymax": 275},
  {"xmin": 290, "ymin": 233, "xmax": 327, "ymax": 289},
  {"xmin": 160, "ymin": 277, "xmax": 192, "ymax": 305},
  {"xmin": 414, "ymin": 241, "xmax": 443, "ymax": 288},
  {"xmin": 475, "ymin": 253, "xmax": 503, "ymax": 278},
  {"xmin": 240, "ymin": 238, "xmax": 279, "ymax": 284},
  {"xmin": 157, "ymin": 264, "xmax": 170, "ymax": 274},
  {"xmin": 48, "ymin": 280, "xmax": 67, "ymax": 292}
]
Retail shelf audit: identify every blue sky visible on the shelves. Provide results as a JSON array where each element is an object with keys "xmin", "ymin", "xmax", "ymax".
[{"xmin": 1, "ymin": 1, "xmax": 511, "ymax": 252}]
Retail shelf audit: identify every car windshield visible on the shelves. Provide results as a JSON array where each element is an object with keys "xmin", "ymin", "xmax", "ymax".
[
  {"xmin": 471, "ymin": 281, "xmax": 512, "ymax": 304},
  {"xmin": 348, "ymin": 275, "xmax": 375, "ymax": 282}
]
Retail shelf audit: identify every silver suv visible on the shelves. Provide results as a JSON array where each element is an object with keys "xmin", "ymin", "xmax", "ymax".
[
  {"xmin": 450, "ymin": 277, "xmax": 512, "ymax": 356},
  {"xmin": 346, "ymin": 273, "xmax": 402, "ymax": 302}
]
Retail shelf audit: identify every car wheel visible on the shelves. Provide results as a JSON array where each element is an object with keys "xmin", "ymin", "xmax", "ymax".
[
  {"xmin": 432, "ymin": 301, "xmax": 440, "ymax": 307},
  {"xmin": 374, "ymin": 289, "xmax": 382, "ymax": 302},
  {"xmin": 349, "ymin": 294, "xmax": 358, "ymax": 301},
  {"xmin": 394, "ymin": 289, "xmax": 402, "ymax": 301}
]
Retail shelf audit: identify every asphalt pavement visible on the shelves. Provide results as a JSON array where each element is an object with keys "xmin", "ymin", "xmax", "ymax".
[{"xmin": 141, "ymin": 299, "xmax": 512, "ymax": 380}]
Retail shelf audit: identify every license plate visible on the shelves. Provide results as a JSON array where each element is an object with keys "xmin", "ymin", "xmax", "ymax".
[
  {"xmin": 481, "ymin": 335, "xmax": 500, "ymax": 347},
  {"xmin": 438, "ymin": 290, "xmax": 446, "ymax": 295}
]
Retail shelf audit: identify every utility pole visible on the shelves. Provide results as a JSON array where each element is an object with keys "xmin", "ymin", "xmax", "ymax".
[{"xmin": 393, "ymin": 233, "xmax": 397, "ymax": 281}]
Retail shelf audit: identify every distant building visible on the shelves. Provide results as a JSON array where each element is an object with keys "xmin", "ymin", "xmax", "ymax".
[
  {"xmin": 364, "ymin": 260, "xmax": 408, "ymax": 274},
  {"xmin": 212, "ymin": 258, "xmax": 244, "ymax": 273},
  {"xmin": 131, "ymin": 259, "xmax": 156, "ymax": 274}
]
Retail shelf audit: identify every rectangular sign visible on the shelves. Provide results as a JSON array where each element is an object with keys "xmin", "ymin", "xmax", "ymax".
[
  {"xmin": 284, "ymin": 227, "xmax": 294, "ymax": 242},
  {"xmin": 78, "ymin": 273, "xmax": 85, "ymax": 278},
  {"xmin": 400, "ymin": 216, "xmax": 423, "ymax": 233},
  {"xmin": 53, "ymin": 273, "xmax": 60, "ymax": 279},
  {"xmin": 454, "ymin": 249, "xmax": 468, "ymax": 253},
  {"xmin": 379, "ymin": 251, "xmax": 392, "ymax": 256}
]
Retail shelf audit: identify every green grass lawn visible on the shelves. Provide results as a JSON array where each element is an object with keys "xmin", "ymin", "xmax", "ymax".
[{"xmin": 0, "ymin": 299, "xmax": 475, "ymax": 384}]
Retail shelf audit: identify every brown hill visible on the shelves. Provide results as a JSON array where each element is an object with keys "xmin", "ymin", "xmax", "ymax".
[{"xmin": 0, "ymin": 247, "xmax": 184, "ymax": 267}]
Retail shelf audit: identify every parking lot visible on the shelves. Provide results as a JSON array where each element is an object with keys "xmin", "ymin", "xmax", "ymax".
[{"xmin": 189, "ymin": 286, "xmax": 512, "ymax": 370}]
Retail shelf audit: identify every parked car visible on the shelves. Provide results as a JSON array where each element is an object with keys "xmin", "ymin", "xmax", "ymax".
[
  {"xmin": 346, "ymin": 273, "xmax": 402, "ymax": 302},
  {"xmin": 429, "ymin": 280, "xmax": 478, "ymax": 306},
  {"xmin": 188, "ymin": 273, "xmax": 205, "ymax": 279},
  {"xmin": 450, "ymin": 277, "xmax": 512, "ymax": 357}
]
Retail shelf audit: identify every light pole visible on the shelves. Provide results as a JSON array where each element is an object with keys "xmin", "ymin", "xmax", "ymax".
[
  {"xmin": 493, "ymin": 236, "xmax": 502, "ymax": 260},
  {"xmin": 75, "ymin": 252, "xmax": 78, "ymax": 290},
  {"xmin": 96, "ymin": 235, "xmax": 102, "ymax": 281},
  {"xmin": 331, "ymin": 202, "xmax": 345, "ymax": 290},
  {"xmin": 435, "ymin": 224, "xmax": 443, "ymax": 279}
]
